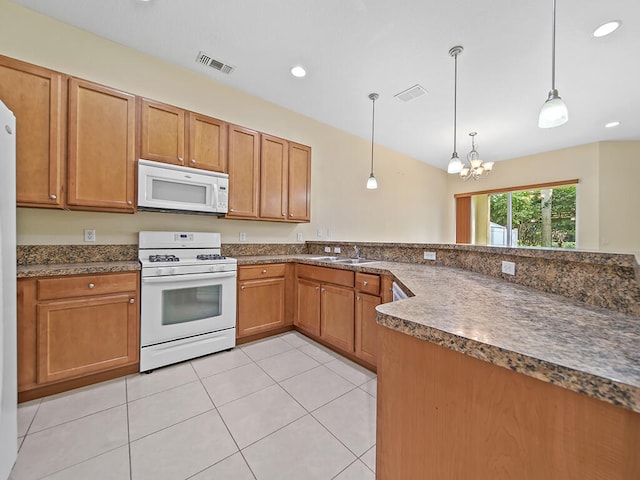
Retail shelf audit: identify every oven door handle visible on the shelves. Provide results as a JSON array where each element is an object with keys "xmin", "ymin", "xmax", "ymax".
[{"xmin": 142, "ymin": 271, "xmax": 237, "ymax": 284}]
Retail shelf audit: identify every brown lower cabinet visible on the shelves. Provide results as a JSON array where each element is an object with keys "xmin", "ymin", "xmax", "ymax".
[
  {"xmin": 377, "ymin": 325, "xmax": 640, "ymax": 479},
  {"xmin": 237, "ymin": 264, "xmax": 293, "ymax": 339},
  {"xmin": 18, "ymin": 272, "xmax": 140, "ymax": 401}
]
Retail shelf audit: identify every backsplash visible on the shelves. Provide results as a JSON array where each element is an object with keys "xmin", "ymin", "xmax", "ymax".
[
  {"xmin": 17, "ymin": 242, "xmax": 639, "ymax": 316},
  {"xmin": 307, "ymin": 242, "xmax": 640, "ymax": 317},
  {"xmin": 17, "ymin": 245, "xmax": 138, "ymax": 265}
]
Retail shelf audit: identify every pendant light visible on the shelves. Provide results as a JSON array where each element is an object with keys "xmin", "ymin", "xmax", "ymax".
[
  {"xmin": 447, "ymin": 46, "xmax": 463, "ymax": 174},
  {"xmin": 366, "ymin": 93, "xmax": 379, "ymax": 189},
  {"xmin": 538, "ymin": 0, "xmax": 568, "ymax": 128},
  {"xmin": 459, "ymin": 132, "xmax": 495, "ymax": 181}
]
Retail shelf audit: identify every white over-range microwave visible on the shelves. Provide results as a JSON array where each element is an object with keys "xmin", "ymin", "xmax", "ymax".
[{"xmin": 137, "ymin": 159, "xmax": 229, "ymax": 214}]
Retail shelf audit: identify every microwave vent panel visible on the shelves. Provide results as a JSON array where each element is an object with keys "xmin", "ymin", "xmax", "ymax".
[
  {"xmin": 394, "ymin": 84, "xmax": 427, "ymax": 102},
  {"xmin": 196, "ymin": 51, "xmax": 234, "ymax": 74}
]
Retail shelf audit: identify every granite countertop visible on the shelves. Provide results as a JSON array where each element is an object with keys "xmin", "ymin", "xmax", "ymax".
[
  {"xmin": 17, "ymin": 261, "xmax": 141, "ymax": 278},
  {"xmin": 237, "ymin": 254, "xmax": 640, "ymax": 413}
]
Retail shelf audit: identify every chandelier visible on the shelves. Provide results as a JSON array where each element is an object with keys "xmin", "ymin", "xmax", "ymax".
[{"xmin": 459, "ymin": 132, "xmax": 494, "ymax": 181}]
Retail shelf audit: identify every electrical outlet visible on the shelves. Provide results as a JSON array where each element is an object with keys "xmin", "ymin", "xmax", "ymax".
[
  {"xmin": 324, "ymin": 246, "xmax": 331, "ymax": 253},
  {"xmin": 239, "ymin": 232, "xmax": 247, "ymax": 242},
  {"xmin": 334, "ymin": 247, "xmax": 341, "ymax": 254},
  {"xmin": 501, "ymin": 261, "xmax": 516, "ymax": 275},
  {"xmin": 423, "ymin": 251, "xmax": 436, "ymax": 261},
  {"xmin": 84, "ymin": 229, "xmax": 96, "ymax": 242},
  {"xmin": 297, "ymin": 232, "xmax": 303, "ymax": 242}
]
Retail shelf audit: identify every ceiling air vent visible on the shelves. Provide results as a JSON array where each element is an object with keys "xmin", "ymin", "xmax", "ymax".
[
  {"xmin": 196, "ymin": 51, "xmax": 234, "ymax": 74},
  {"xmin": 394, "ymin": 84, "xmax": 427, "ymax": 102}
]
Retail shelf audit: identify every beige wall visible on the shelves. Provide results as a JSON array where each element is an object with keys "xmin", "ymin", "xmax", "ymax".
[
  {"xmin": 445, "ymin": 141, "xmax": 640, "ymax": 256},
  {"xmin": 1, "ymin": 1, "xmax": 447, "ymax": 246},
  {"xmin": 598, "ymin": 141, "xmax": 640, "ymax": 255}
]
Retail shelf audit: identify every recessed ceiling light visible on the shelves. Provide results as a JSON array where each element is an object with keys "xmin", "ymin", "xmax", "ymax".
[
  {"xmin": 593, "ymin": 21, "xmax": 621, "ymax": 38},
  {"xmin": 605, "ymin": 121, "xmax": 621, "ymax": 128},
  {"xmin": 290, "ymin": 66, "xmax": 306, "ymax": 78}
]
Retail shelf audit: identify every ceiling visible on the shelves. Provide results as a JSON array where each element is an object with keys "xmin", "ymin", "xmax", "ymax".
[{"xmin": 10, "ymin": 0, "xmax": 640, "ymax": 171}]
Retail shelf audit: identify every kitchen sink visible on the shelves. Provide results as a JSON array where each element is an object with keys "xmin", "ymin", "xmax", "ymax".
[
  {"xmin": 332, "ymin": 258, "xmax": 377, "ymax": 265},
  {"xmin": 309, "ymin": 256, "xmax": 339, "ymax": 261}
]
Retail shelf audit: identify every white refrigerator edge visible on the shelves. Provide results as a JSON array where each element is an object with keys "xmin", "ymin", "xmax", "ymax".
[{"xmin": 0, "ymin": 99, "xmax": 17, "ymax": 479}]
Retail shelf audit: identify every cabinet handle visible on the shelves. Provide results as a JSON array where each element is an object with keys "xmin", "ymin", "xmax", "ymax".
[
  {"xmin": 363, "ymin": 281, "xmax": 368, "ymax": 286},
  {"xmin": 289, "ymin": 213, "xmax": 293, "ymax": 217},
  {"xmin": 129, "ymin": 298, "xmax": 135, "ymax": 304},
  {"xmin": 315, "ymin": 287, "xmax": 320, "ymax": 291},
  {"xmin": 127, "ymin": 200, "xmax": 133, "ymax": 205},
  {"xmin": 321, "ymin": 288, "xmax": 325, "ymax": 292},
  {"xmin": 241, "ymin": 286, "xmax": 245, "ymax": 290},
  {"xmin": 88, "ymin": 283, "xmax": 95, "ymax": 289},
  {"xmin": 178, "ymin": 157, "xmax": 184, "ymax": 164},
  {"xmin": 262, "ymin": 269, "xmax": 267, "ymax": 274},
  {"xmin": 230, "ymin": 208, "xmax": 235, "ymax": 212},
  {"xmin": 357, "ymin": 296, "xmax": 361, "ymax": 301},
  {"xmin": 191, "ymin": 159, "xmax": 196, "ymax": 164},
  {"xmin": 49, "ymin": 194, "xmax": 57, "ymax": 200}
]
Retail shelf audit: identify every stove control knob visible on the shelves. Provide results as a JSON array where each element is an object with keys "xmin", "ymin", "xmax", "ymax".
[
  {"xmin": 169, "ymin": 267, "xmax": 176, "ymax": 275},
  {"xmin": 209, "ymin": 266, "xmax": 216, "ymax": 272}
]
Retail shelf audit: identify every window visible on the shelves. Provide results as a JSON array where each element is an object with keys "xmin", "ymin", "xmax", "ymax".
[{"xmin": 455, "ymin": 180, "xmax": 578, "ymax": 249}]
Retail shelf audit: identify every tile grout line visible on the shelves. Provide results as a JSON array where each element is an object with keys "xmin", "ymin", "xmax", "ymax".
[
  {"xmin": 125, "ymin": 375, "xmax": 133, "ymax": 480},
  {"xmin": 193, "ymin": 357, "xmax": 259, "ymax": 480}
]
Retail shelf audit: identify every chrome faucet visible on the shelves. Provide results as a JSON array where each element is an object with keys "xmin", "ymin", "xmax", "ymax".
[{"xmin": 353, "ymin": 246, "xmax": 360, "ymax": 259}]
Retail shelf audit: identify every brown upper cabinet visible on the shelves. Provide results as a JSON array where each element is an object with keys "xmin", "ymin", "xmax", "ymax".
[
  {"xmin": 139, "ymin": 98, "xmax": 227, "ymax": 173},
  {"xmin": 227, "ymin": 124, "xmax": 261, "ymax": 218},
  {"xmin": 0, "ymin": 55, "xmax": 65, "ymax": 208},
  {"xmin": 67, "ymin": 78, "xmax": 136, "ymax": 213},
  {"xmin": 228, "ymin": 131, "xmax": 311, "ymax": 223},
  {"xmin": 260, "ymin": 135, "xmax": 311, "ymax": 222}
]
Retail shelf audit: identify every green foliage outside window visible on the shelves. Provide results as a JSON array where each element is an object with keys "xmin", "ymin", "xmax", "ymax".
[{"xmin": 489, "ymin": 185, "xmax": 576, "ymax": 248}]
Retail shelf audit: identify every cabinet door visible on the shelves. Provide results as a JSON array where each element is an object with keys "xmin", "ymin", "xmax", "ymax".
[
  {"xmin": 17, "ymin": 279, "xmax": 37, "ymax": 392},
  {"xmin": 238, "ymin": 277, "xmax": 285, "ymax": 337},
  {"xmin": 188, "ymin": 112, "xmax": 227, "ymax": 172},
  {"xmin": 288, "ymin": 142, "xmax": 311, "ymax": 222},
  {"xmin": 295, "ymin": 278, "xmax": 321, "ymax": 336},
  {"xmin": 227, "ymin": 125, "xmax": 260, "ymax": 218},
  {"xmin": 355, "ymin": 293, "xmax": 381, "ymax": 365},
  {"xmin": 321, "ymin": 284, "xmax": 355, "ymax": 352},
  {"xmin": 67, "ymin": 79, "xmax": 136, "ymax": 212},
  {"xmin": 260, "ymin": 134, "xmax": 288, "ymax": 221},
  {"xmin": 37, "ymin": 293, "xmax": 139, "ymax": 384},
  {"xmin": 140, "ymin": 98, "xmax": 186, "ymax": 166},
  {"xmin": 0, "ymin": 55, "xmax": 65, "ymax": 208}
]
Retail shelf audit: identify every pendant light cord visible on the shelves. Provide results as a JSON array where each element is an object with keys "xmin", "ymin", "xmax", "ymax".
[
  {"xmin": 370, "ymin": 96, "xmax": 376, "ymax": 174},
  {"xmin": 551, "ymin": 0, "xmax": 557, "ymax": 91},
  {"xmin": 453, "ymin": 51, "xmax": 458, "ymax": 156}
]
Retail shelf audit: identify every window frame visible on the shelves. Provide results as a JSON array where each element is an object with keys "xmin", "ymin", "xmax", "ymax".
[{"xmin": 454, "ymin": 179, "xmax": 579, "ymax": 245}]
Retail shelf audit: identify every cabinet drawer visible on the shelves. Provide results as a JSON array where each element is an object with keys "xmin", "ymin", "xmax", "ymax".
[
  {"xmin": 355, "ymin": 273, "xmax": 380, "ymax": 295},
  {"xmin": 238, "ymin": 263, "xmax": 286, "ymax": 281},
  {"xmin": 37, "ymin": 273, "xmax": 138, "ymax": 301},
  {"xmin": 297, "ymin": 264, "xmax": 354, "ymax": 288}
]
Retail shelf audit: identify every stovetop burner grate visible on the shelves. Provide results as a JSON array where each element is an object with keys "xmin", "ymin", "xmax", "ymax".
[
  {"xmin": 149, "ymin": 254, "xmax": 180, "ymax": 263},
  {"xmin": 197, "ymin": 254, "xmax": 226, "ymax": 260}
]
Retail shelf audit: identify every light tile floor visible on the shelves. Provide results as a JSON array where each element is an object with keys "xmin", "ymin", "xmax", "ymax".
[{"xmin": 11, "ymin": 332, "xmax": 377, "ymax": 480}]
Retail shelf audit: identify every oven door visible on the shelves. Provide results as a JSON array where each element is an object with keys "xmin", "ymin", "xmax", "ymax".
[{"xmin": 140, "ymin": 270, "xmax": 236, "ymax": 347}]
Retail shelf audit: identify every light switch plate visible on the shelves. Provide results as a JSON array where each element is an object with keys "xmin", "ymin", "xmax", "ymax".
[
  {"xmin": 84, "ymin": 229, "xmax": 96, "ymax": 242},
  {"xmin": 297, "ymin": 232, "xmax": 303, "ymax": 242},
  {"xmin": 501, "ymin": 261, "xmax": 516, "ymax": 275},
  {"xmin": 239, "ymin": 232, "xmax": 247, "ymax": 242}
]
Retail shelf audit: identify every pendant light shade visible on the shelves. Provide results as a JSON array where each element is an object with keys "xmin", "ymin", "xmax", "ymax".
[
  {"xmin": 539, "ymin": 0, "xmax": 568, "ymax": 128},
  {"xmin": 447, "ymin": 46, "xmax": 463, "ymax": 174},
  {"xmin": 367, "ymin": 93, "xmax": 379, "ymax": 189}
]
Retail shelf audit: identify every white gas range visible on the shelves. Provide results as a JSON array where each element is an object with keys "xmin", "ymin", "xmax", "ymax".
[{"xmin": 138, "ymin": 231, "xmax": 237, "ymax": 372}]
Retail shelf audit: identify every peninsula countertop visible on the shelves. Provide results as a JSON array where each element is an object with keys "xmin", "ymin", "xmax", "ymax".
[{"xmin": 237, "ymin": 255, "xmax": 640, "ymax": 413}]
